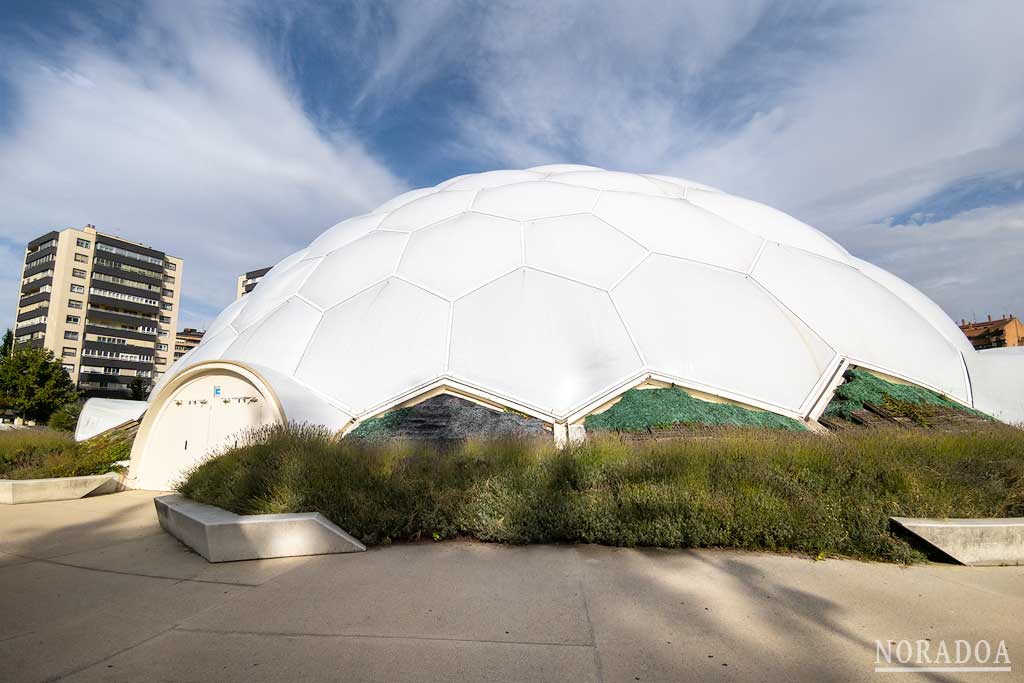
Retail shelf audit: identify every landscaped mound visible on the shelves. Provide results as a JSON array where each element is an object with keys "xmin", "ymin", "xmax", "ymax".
[
  {"xmin": 0, "ymin": 427, "xmax": 133, "ymax": 480},
  {"xmin": 584, "ymin": 387, "xmax": 805, "ymax": 432},
  {"xmin": 179, "ymin": 422, "xmax": 1024, "ymax": 563},
  {"xmin": 824, "ymin": 368, "xmax": 990, "ymax": 426}
]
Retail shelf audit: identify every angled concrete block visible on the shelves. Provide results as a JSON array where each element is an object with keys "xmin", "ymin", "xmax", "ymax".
[
  {"xmin": 891, "ymin": 517, "xmax": 1024, "ymax": 566},
  {"xmin": 154, "ymin": 494, "xmax": 365, "ymax": 563},
  {"xmin": 0, "ymin": 473, "xmax": 125, "ymax": 505}
]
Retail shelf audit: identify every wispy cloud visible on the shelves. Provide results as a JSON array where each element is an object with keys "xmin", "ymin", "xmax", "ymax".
[{"xmin": 0, "ymin": 1, "xmax": 404, "ymax": 331}]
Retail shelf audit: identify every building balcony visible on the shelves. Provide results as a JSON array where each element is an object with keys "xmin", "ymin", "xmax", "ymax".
[
  {"xmin": 84, "ymin": 324, "xmax": 156, "ymax": 342},
  {"xmin": 87, "ymin": 294, "xmax": 158, "ymax": 316},
  {"xmin": 21, "ymin": 276, "xmax": 53, "ymax": 294},
  {"xmin": 86, "ymin": 306, "xmax": 158, "ymax": 329},
  {"xmin": 19, "ymin": 290, "xmax": 51, "ymax": 308}
]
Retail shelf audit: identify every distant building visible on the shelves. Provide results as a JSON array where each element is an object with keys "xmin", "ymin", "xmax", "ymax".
[
  {"xmin": 174, "ymin": 327, "xmax": 204, "ymax": 361},
  {"xmin": 959, "ymin": 314, "xmax": 1024, "ymax": 350},
  {"xmin": 236, "ymin": 267, "xmax": 271, "ymax": 299},
  {"xmin": 14, "ymin": 224, "xmax": 183, "ymax": 398}
]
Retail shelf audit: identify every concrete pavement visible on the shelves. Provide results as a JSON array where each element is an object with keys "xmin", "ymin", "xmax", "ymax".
[{"xmin": 1, "ymin": 491, "xmax": 1021, "ymax": 682}]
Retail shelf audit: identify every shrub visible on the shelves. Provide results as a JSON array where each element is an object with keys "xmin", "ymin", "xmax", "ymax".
[
  {"xmin": 179, "ymin": 422, "xmax": 1024, "ymax": 562},
  {"xmin": 48, "ymin": 402, "xmax": 82, "ymax": 432},
  {"xmin": 0, "ymin": 427, "xmax": 132, "ymax": 479}
]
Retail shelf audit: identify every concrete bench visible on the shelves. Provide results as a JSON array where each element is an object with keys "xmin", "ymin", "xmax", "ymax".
[
  {"xmin": 154, "ymin": 494, "xmax": 366, "ymax": 563},
  {"xmin": 891, "ymin": 517, "xmax": 1024, "ymax": 566},
  {"xmin": 0, "ymin": 472, "xmax": 125, "ymax": 505}
]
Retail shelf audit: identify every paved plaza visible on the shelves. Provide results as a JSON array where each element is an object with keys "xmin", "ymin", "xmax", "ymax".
[{"xmin": 1, "ymin": 491, "xmax": 1021, "ymax": 682}]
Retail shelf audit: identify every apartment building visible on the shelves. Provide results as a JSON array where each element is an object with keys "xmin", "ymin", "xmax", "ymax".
[
  {"xmin": 235, "ymin": 267, "xmax": 271, "ymax": 299},
  {"xmin": 959, "ymin": 314, "xmax": 1024, "ymax": 350},
  {"xmin": 174, "ymin": 327, "xmax": 204, "ymax": 361},
  {"xmin": 14, "ymin": 225, "xmax": 183, "ymax": 398}
]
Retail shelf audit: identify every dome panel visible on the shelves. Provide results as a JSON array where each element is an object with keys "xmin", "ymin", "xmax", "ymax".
[
  {"xmin": 378, "ymin": 190, "xmax": 475, "ymax": 231},
  {"xmin": 295, "ymin": 278, "xmax": 449, "ymax": 412},
  {"xmin": 304, "ymin": 213, "xmax": 385, "ymax": 259},
  {"xmin": 473, "ymin": 181, "xmax": 599, "ymax": 221},
  {"xmin": 549, "ymin": 170, "xmax": 664, "ymax": 195},
  {"xmin": 614, "ymin": 254, "xmax": 834, "ymax": 412},
  {"xmin": 449, "ymin": 268, "xmax": 642, "ymax": 416},
  {"xmin": 224, "ymin": 298, "xmax": 322, "ymax": 373},
  {"xmin": 299, "ymin": 231, "xmax": 408, "ymax": 309},
  {"xmin": 752, "ymin": 243, "xmax": 969, "ymax": 402},
  {"xmin": 230, "ymin": 257, "xmax": 320, "ymax": 331},
  {"xmin": 593, "ymin": 192, "xmax": 762, "ymax": 272},
  {"xmin": 852, "ymin": 257, "xmax": 975, "ymax": 354},
  {"xmin": 372, "ymin": 187, "xmax": 434, "ymax": 214},
  {"xmin": 206, "ymin": 297, "xmax": 247, "ymax": 338},
  {"xmin": 442, "ymin": 170, "xmax": 544, "ymax": 191},
  {"xmin": 687, "ymin": 190, "xmax": 851, "ymax": 263},
  {"xmin": 644, "ymin": 174, "xmax": 721, "ymax": 193},
  {"xmin": 398, "ymin": 213, "xmax": 522, "ymax": 300},
  {"xmin": 527, "ymin": 164, "xmax": 604, "ymax": 174},
  {"xmin": 524, "ymin": 214, "xmax": 647, "ymax": 289}
]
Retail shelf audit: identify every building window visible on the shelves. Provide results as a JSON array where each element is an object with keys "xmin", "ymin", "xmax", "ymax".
[
  {"xmin": 72, "ymin": 268, "xmax": 87, "ymax": 278},
  {"xmin": 159, "ymin": 315, "xmax": 171, "ymax": 324},
  {"xmin": 95, "ymin": 336, "xmax": 127, "ymax": 345},
  {"xmin": 162, "ymin": 288, "xmax": 174, "ymax": 297},
  {"xmin": 62, "ymin": 363, "xmax": 75, "ymax": 375},
  {"xmin": 164, "ymin": 261, "xmax": 176, "ymax": 271},
  {"xmin": 76, "ymin": 238, "xmax": 91, "ymax": 248},
  {"xmin": 103, "ymin": 367, "xmax": 121, "ymax": 375},
  {"xmin": 70, "ymin": 284, "xmax": 85, "ymax": 294},
  {"xmin": 74, "ymin": 253, "xmax": 88, "ymax": 263},
  {"xmin": 62, "ymin": 347, "xmax": 76, "ymax": 357},
  {"xmin": 160, "ymin": 302, "xmax": 173, "ymax": 311},
  {"xmin": 68, "ymin": 299, "xmax": 83, "ymax": 309},
  {"xmin": 64, "ymin": 330, "xmax": 79, "ymax": 341},
  {"xmin": 158, "ymin": 329, "xmax": 168, "ymax": 337},
  {"xmin": 157, "ymin": 343, "xmax": 168, "ymax": 351},
  {"xmin": 163, "ymin": 275, "xmax": 175, "ymax": 284},
  {"xmin": 65, "ymin": 315, "xmax": 80, "ymax": 325}
]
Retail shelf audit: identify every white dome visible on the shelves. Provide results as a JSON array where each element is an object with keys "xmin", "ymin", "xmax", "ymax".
[{"xmin": 155, "ymin": 166, "xmax": 1021, "ymax": 431}]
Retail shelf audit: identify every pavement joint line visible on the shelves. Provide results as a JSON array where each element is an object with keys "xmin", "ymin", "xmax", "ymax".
[
  {"xmin": 0, "ymin": 529, "xmax": 164, "ymax": 563},
  {"xmin": 572, "ymin": 547, "xmax": 605, "ymax": 683},
  {"xmin": 0, "ymin": 552, "xmax": 263, "ymax": 587},
  {"xmin": 174, "ymin": 626, "xmax": 596, "ymax": 649},
  {"xmin": 46, "ymin": 623, "xmax": 181, "ymax": 682}
]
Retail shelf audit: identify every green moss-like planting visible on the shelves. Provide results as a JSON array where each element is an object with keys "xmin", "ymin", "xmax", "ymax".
[
  {"xmin": 584, "ymin": 387, "xmax": 805, "ymax": 432},
  {"xmin": 0, "ymin": 428, "xmax": 132, "ymax": 479},
  {"xmin": 179, "ymin": 422, "xmax": 1024, "ymax": 562},
  {"xmin": 348, "ymin": 407, "xmax": 413, "ymax": 441},
  {"xmin": 824, "ymin": 369, "xmax": 988, "ymax": 423}
]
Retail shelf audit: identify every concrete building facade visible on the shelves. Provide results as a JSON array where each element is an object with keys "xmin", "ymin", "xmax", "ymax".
[
  {"xmin": 235, "ymin": 267, "xmax": 271, "ymax": 299},
  {"xmin": 959, "ymin": 315, "xmax": 1024, "ymax": 350},
  {"xmin": 14, "ymin": 225, "xmax": 183, "ymax": 398},
  {"xmin": 174, "ymin": 327, "xmax": 204, "ymax": 361}
]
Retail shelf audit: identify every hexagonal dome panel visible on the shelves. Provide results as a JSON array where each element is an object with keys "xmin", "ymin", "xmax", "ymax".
[
  {"xmin": 398, "ymin": 213, "xmax": 522, "ymax": 299},
  {"xmin": 158, "ymin": 166, "xmax": 1014, "ymax": 433},
  {"xmin": 299, "ymin": 231, "xmax": 408, "ymax": 309},
  {"xmin": 449, "ymin": 268, "xmax": 642, "ymax": 416},
  {"xmin": 296, "ymin": 278, "xmax": 449, "ymax": 411},
  {"xmin": 524, "ymin": 214, "xmax": 646, "ymax": 289}
]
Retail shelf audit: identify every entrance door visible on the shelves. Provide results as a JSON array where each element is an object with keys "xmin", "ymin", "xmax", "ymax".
[{"xmin": 133, "ymin": 372, "xmax": 275, "ymax": 490}]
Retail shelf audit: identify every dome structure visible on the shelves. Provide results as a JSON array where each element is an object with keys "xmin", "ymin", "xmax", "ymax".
[{"xmin": 124, "ymin": 165, "xmax": 1023, "ymax": 490}]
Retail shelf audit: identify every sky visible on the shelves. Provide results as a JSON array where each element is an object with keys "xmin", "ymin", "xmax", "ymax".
[{"xmin": 1, "ymin": 0, "xmax": 1022, "ymax": 333}]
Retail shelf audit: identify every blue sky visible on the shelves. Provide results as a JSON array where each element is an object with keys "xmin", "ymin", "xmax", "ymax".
[{"xmin": 1, "ymin": 0, "xmax": 1023, "ymax": 333}]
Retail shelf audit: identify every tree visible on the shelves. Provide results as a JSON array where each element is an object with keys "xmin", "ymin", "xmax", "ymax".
[
  {"xmin": 1, "ymin": 328, "xmax": 12, "ymax": 358},
  {"xmin": 129, "ymin": 377, "xmax": 150, "ymax": 401},
  {"xmin": 0, "ymin": 347, "xmax": 78, "ymax": 422}
]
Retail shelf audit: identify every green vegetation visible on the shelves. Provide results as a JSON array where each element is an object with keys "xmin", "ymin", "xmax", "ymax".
[
  {"xmin": 585, "ymin": 387, "xmax": 805, "ymax": 432},
  {"xmin": 348, "ymin": 407, "xmax": 413, "ymax": 441},
  {"xmin": 179, "ymin": 422, "xmax": 1024, "ymax": 563},
  {"xmin": 824, "ymin": 369, "xmax": 988, "ymax": 425},
  {"xmin": 0, "ymin": 346, "xmax": 78, "ymax": 423},
  {"xmin": 0, "ymin": 428, "xmax": 132, "ymax": 480},
  {"xmin": 48, "ymin": 402, "xmax": 82, "ymax": 432}
]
